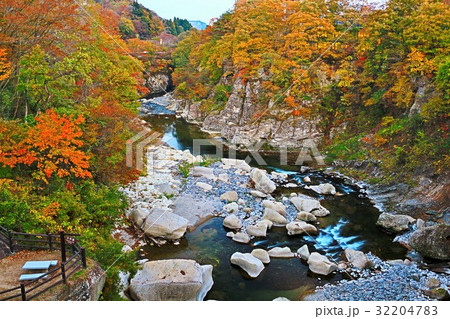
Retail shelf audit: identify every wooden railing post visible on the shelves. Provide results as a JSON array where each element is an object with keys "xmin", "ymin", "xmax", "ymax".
[
  {"xmin": 81, "ymin": 247, "xmax": 87, "ymax": 268},
  {"xmin": 20, "ymin": 284, "xmax": 27, "ymax": 301},
  {"xmin": 61, "ymin": 263, "xmax": 67, "ymax": 284},
  {"xmin": 7, "ymin": 231, "xmax": 14, "ymax": 253},
  {"xmin": 59, "ymin": 231, "xmax": 66, "ymax": 263},
  {"xmin": 47, "ymin": 233, "xmax": 53, "ymax": 251}
]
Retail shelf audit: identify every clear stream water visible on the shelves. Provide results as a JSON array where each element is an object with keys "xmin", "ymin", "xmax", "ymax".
[{"xmin": 140, "ymin": 107, "xmax": 407, "ymax": 301}]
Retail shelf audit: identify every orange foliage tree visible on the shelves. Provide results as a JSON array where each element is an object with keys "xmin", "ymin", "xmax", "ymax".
[
  {"xmin": 26, "ymin": 110, "xmax": 92, "ymax": 182},
  {"xmin": 0, "ymin": 110, "xmax": 92, "ymax": 183}
]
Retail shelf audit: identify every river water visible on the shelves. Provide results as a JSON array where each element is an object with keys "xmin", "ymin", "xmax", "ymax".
[{"xmin": 140, "ymin": 103, "xmax": 407, "ymax": 301}]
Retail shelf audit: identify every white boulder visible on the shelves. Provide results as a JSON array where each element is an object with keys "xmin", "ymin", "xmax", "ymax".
[
  {"xmin": 286, "ymin": 221, "xmax": 318, "ymax": 236},
  {"xmin": 223, "ymin": 214, "xmax": 242, "ymax": 230},
  {"xmin": 232, "ymin": 232, "xmax": 250, "ymax": 244},
  {"xmin": 250, "ymin": 168, "xmax": 276, "ymax": 194},
  {"xmin": 296, "ymin": 211, "xmax": 317, "ymax": 222},
  {"xmin": 230, "ymin": 252, "xmax": 265, "ymax": 278},
  {"xmin": 307, "ymin": 252, "xmax": 337, "ymax": 275},
  {"xmin": 142, "ymin": 208, "xmax": 188, "ymax": 240},
  {"xmin": 297, "ymin": 245, "xmax": 310, "ymax": 260},
  {"xmin": 262, "ymin": 208, "xmax": 288, "ymax": 225},
  {"xmin": 129, "ymin": 260, "xmax": 213, "ymax": 301},
  {"xmin": 263, "ymin": 200, "xmax": 286, "ymax": 216},
  {"xmin": 251, "ymin": 249, "xmax": 270, "ymax": 264},
  {"xmin": 268, "ymin": 247, "xmax": 294, "ymax": 258}
]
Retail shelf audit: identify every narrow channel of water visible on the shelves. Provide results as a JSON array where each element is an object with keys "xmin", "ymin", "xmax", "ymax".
[{"xmin": 141, "ymin": 107, "xmax": 407, "ymax": 301}]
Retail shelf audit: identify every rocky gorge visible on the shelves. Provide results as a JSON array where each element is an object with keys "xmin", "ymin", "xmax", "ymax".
[{"xmin": 116, "ymin": 98, "xmax": 450, "ymax": 301}]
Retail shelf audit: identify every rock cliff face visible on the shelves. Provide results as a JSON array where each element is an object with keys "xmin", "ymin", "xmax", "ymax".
[
  {"xmin": 146, "ymin": 72, "xmax": 173, "ymax": 98},
  {"xmin": 174, "ymin": 77, "xmax": 323, "ymax": 150}
]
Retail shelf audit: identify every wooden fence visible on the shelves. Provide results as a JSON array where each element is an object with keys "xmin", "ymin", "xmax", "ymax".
[{"xmin": 0, "ymin": 226, "xmax": 87, "ymax": 301}]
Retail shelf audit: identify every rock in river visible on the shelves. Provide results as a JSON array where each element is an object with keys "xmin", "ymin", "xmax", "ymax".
[
  {"xmin": 310, "ymin": 183, "xmax": 336, "ymax": 195},
  {"xmin": 376, "ymin": 213, "xmax": 415, "ymax": 233},
  {"xmin": 250, "ymin": 168, "xmax": 276, "ymax": 194},
  {"xmin": 297, "ymin": 245, "xmax": 310, "ymax": 261},
  {"xmin": 223, "ymin": 214, "xmax": 242, "ymax": 230},
  {"xmin": 129, "ymin": 259, "xmax": 213, "ymax": 301},
  {"xmin": 142, "ymin": 208, "xmax": 188, "ymax": 240},
  {"xmin": 232, "ymin": 232, "xmax": 250, "ymax": 244},
  {"xmin": 307, "ymin": 252, "xmax": 338, "ymax": 276},
  {"xmin": 290, "ymin": 197, "xmax": 320, "ymax": 212},
  {"xmin": 251, "ymin": 249, "xmax": 270, "ymax": 264},
  {"xmin": 172, "ymin": 194, "xmax": 217, "ymax": 231},
  {"xmin": 408, "ymin": 225, "xmax": 450, "ymax": 260},
  {"xmin": 263, "ymin": 200, "xmax": 286, "ymax": 216},
  {"xmin": 247, "ymin": 221, "xmax": 268, "ymax": 237},
  {"xmin": 344, "ymin": 248, "xmax": 371, "ymax": 269},
  {"xmin": 268, "ymin": 247, "xmax": 294, "ymax": 258},
  {"xmin": 286, "ymin": 221, "xmax": 318, "ymax": 236},
  {"xmin": 230, "ymin": 252, "xmax": 265, "ymax": 278},
  {"xmin": 262, "ymin": 208, "xmax": 288, "ymax": 225},
  {"xmin": 296, "ymin": 211, "xmax": 317, "ymax": 222}
]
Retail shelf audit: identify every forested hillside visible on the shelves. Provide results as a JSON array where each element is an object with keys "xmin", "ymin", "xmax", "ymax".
[
  {"xmin": 0, "ymin": 0, "xmax": 154, "ymax": 298},
  {"xmin": 172, "ymin": 0, "xmax": 449, "ymax": 180}
]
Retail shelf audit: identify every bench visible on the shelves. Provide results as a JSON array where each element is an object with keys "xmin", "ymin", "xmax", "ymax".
[
  {"xmin": 19, "ymin": 273, "xmax": 48, "ymax": 281},
  {"xmin": 22, "ymin": 260, "xmax": 58, "ymax": 271}
]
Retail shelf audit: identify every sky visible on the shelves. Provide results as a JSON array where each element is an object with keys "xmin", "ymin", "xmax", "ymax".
[{"xmin": 140, "ymin": 0, "xmax": 236, "ymax": 23}]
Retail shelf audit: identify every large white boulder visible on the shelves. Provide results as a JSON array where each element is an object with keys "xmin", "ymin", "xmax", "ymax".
[
  {"xmin": 307, "ymin": 252, "xmax": 337, "ymax": 275},
  {"xmin": 129, "ymin": 260, "xmax": 213, "ymax": 301},
  {"xmin": 286, "ymin": 221, "xmax": 318, "ymax": 236},
  {"xmin": 223, "ymin": 214, "xmax": 242, "ymax": 230},
  {"xmin": 262, "ymin": 208, "xmax": 288, "ymax": 225},
  {"xmin": 262, "ymin": 200, "xmax": 286, "ymax": 216},
  {"xmin": 247, "ymin": 222, "xmax": 268, "ymax": 237},
  {"xmin": 290, "ymin": 197, "xmax": 321, "ymax": 212},
  {"xmin": 230, "ymin": 252, "xmax": 265, "ymax": 278},
  {"xmin": 142, "ymin": 208, "xmax": 188, "ymax": 240},
  {"xmin": 172, "ymin": 194, "xmax": 218, "ymax": 231},
  {"xmin": 250, "ymin": 168, "xmax": 276, "ymax": 194},
  {"xmin": 376, "ymin": 213, "xmax": 415, "ymax": 233},
  {"xmin": 310, "ymin": 183, "xmax": 336, "ymax": 195}
]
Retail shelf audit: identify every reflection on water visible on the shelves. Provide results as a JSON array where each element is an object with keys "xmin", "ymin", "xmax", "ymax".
[{"xmin": 142, "ymin": 109, "xmax": 408, "ymax": 301}]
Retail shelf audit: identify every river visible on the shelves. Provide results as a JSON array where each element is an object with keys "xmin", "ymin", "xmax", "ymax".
[{"xmin": 138, "ymin": 100, "xmax": 407, "ymax": 301}]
